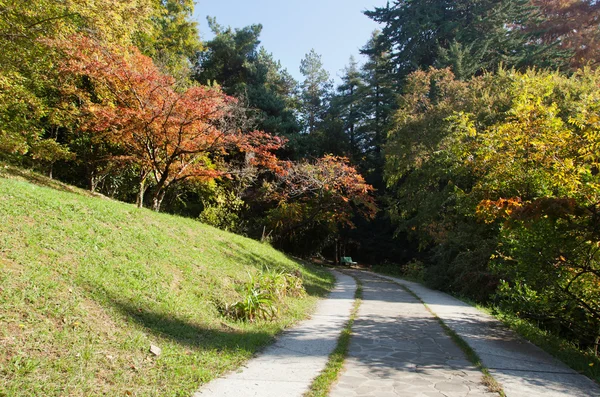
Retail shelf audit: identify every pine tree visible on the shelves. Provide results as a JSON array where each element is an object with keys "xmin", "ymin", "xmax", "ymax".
[
  {"xmin": 194, "ymin": 19, "xmax": 300, "ymax": 136},
  {"xmin": 195, "ymin": 18, "xmax": 263, "ymax": 92},
  {"xmin": 247, "ymin": 49, "xmax": 301, "ymax": 136},
  {"xmin": 365, "ymin": 0, "xmax": 569, "ymax": 82},
  {"xmin": 299, "ymin": 49, "xmax": 332, "ymax": 134},
  {"xmin": 334, "ymin": 56, "xmax": 366, "ymax": 160},
  {"xmin": 359, "ymin": 32, "xmax": 396, "ymax": 187}
]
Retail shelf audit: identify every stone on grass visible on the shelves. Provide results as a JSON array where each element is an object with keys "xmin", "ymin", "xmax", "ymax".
[{"xmin": 150, "ymin": 345, "xmax": 162, "ymax": 356}]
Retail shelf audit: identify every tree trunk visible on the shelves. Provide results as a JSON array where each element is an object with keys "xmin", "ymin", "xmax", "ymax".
[
  {"xmin": 151, "ymin": 190, "xmax": 166, "ymax": 212},
  {"xmin": 89, "ymin": 172, "xmax": 98, "ymax": 193},
  {"xmin": 137, "ymin": 177, "xmax": 147, "ymax": 209}
]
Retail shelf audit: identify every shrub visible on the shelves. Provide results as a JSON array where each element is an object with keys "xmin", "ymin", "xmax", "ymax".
[{"xmin": 221, "ymin": 269, "xmax": 306, "ymax": 322}]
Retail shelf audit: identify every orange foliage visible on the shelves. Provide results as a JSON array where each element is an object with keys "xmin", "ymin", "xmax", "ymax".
[
  {"xmin": 531, "ymin": 0, "xmax": 600, "ymax": 68},
  {"xmin": 54, "ymin": 35, "xmax": 284, "ymax": 209},
  {"xmin": 476, "ymin": 198, "xmax": 523, "ymax": 224},
  {"xmin": 477, "ymin": 197, "xmax": 580, "ymax": 225},
  {"xmin": 267, "ymin": 155, "xmax": 377, "ymax": 232}
]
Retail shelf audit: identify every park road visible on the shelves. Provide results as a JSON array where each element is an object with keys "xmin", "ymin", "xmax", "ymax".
[
  {"xmin": 331, "ymin": 270, "xmax": 495, "ymax": 397},
  {"xmin": 332, "ymin": 269, "xmax": 600, "ymax": 397}
]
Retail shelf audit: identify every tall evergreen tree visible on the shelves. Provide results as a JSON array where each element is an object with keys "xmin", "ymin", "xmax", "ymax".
[
  {"xmin": 195, "ymin": 18, "xmax": 262, "ymax": 92},
  {"xmin": 194, "ymin": 19, "xmax": 300, "ymax": 136},
  {"xmin": 299, "ymin": 49, "xmax": 332, "ymax": 134},
  {"xmin": 335, "ymin": 56, "xmax": 366, "ymax": 161},
  {"xmin": 249, "ymin": 49, "xmax": 300, "ymax": 136},
  {"xmin": 365, "ymin": 0, "xmax": 569, "ymax": 82},
  {"xmin": 359, "ymin": 32, "xmax": 396, "ymax": 187}
]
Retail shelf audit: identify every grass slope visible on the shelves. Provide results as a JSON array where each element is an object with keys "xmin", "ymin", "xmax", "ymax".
[{"xmin": 0, "ymin": 167, "xmax": 334, "ymax": 397}]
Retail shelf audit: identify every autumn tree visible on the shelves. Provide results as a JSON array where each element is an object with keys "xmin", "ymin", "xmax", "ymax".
[
  {"xmin": 530, "ymin": 0, "xmax": 600, "ymax": 69},
  {"xmin": 57, "ymin": 35, "xmax": 283, "ymax": 211},
  {"xmin": 0, "ymin": 0, "xmax": 153, "ymax": 166},
  {"xmin": 387, "ymin": 66, "xmax": 600, "ymax": 348},
  {"xmin": 263, "ymin": 155, "xmax": 377, "ymax": 254}
]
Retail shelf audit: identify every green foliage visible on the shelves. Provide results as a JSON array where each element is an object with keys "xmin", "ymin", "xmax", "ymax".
[
  {"xmin": 199, "ymin": 187, "xmax": 247, "ymax": 233},
  {"xmin": 0, "ymin": 0, "xmax": 154, "ymax": 163},
  {"xmin": 386, "ymin": 66, "xmax": 600, "ymax": 350},
  {"xmin": 222, "ymin": 269, "xmax": 306, "ymax": 322},
  {"xmin": 402, "ymin": 260, "xmax": 426, "ymax": 281},
  {"xmin": 195, "ymin": 19, "xmax": 300, "ymax": 137},
  {"xmin": 224, "ymin": 278, "xmax": 278, "ymax": 322},
  {"xmin": 299, "ymin": 49, "xmax": 332, "ymax": 134},
  {"xmin": 357, "ymin": 31, "xmax": 396, "ymax": 188},
  {"xmin": 365, "ymin": 0, "xmax": 569, "ymax": 82},
  {"xmin": 487, "ymin": 304, "xmax": 600, "ymax": 382},
  {"xmin": 136, "ymin": 0, "xmax": 202, "ymax": 77},
  {"xmin": 333, "ymin": 57, "xmax": 366, "ymax": 160}
]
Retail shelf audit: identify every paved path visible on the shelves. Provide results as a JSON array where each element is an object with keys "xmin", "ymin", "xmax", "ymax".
[
  {"xmin": 194, "ymin": 268, "xmax": 600, "ymax": 397},
  {"xmin": 376, "ymin": 272, "xmax": 600, "ymax": 397},
  {"xmin": 193, "ymin": 270, "xmax": 356, "ymax": 397},
  {"xmin": 331, "ymin": 270, "xmax": 495, "ymax": 397}
]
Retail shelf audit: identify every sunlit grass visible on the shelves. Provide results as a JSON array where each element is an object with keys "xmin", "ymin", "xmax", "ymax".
[{"xmin": 0, "ymin": 166, "xmax": 334, "ymax": 396}]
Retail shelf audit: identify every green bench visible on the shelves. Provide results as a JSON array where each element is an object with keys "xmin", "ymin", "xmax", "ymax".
[{"xmin": 341, "ymin": 256, "xmax": 357, "ymax": 265}]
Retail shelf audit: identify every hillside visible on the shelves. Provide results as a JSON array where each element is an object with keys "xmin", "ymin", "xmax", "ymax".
[{"xmin": 0, "ymin": 167, "xmax": 334, "ymax": 397}]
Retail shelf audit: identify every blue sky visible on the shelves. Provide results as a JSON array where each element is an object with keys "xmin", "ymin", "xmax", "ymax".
[{"xmin": 194, "ymin": 0, "xmax": 388, "ymax": 84}]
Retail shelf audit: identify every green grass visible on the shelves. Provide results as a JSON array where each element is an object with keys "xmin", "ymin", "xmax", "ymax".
[
  {"xmin": 304, "ymin": 275, "xmax": 363, "ymax": 397},
  {"xmin": 0, "ymin": 166, "xmax": 334, "ymax": 397}
]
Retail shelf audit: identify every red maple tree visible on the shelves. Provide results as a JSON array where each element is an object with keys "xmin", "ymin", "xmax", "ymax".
[
  {"xmin": 532, "ymin": 0, "xmax": 600, "ymax": 68},
  {"xmin": 265, "ymin": 155, "xmax": 378, "ymax": 238},
  {"xmin": 56, "ymin": 35, "xmax": 283, "ymax": 210}
]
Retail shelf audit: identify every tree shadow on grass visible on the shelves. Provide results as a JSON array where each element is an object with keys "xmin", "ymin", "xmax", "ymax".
[
  {"xmin": 110, "ymin": 296, "xmax": 274, "ymax": 353},
  {"xmin": 0, "ymin": 165, "xmax": 98, "ymax": 198}
]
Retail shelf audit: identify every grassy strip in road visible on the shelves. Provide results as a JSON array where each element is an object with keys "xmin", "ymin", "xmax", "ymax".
[
  {"xmin": 389, "ymin": 280, "xmax": 506, "ymax": 396},
  {"xmin": 304, "ymin": 274, "xmax": 363, "ymax": 397},
  {"xmin": 373, "ymin": 265, "xmax": 600, "ymax": 384},
  {"xmin": 430, "ymin": 311, "xmax": 505, "ymax": 396}
]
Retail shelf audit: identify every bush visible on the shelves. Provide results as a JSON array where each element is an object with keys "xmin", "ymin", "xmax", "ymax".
[
  {"xmin": 403, "ymin": 260, "xmax": 426, "ymax": 281},
  {"xmin": 221, "ymin": 269, "xmax": 306, "ymax": 322},
  {"xmin": 199, "ymin": 188, "xmax": 247, "ymax": 234}
]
